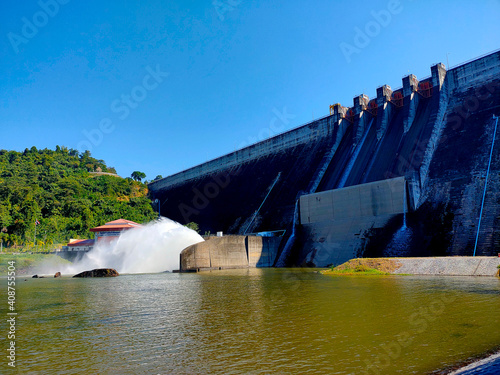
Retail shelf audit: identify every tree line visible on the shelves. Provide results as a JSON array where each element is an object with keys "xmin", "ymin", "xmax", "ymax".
[{"xmin": 0, "ymin": 146, "xmax": 157, "ymax": 250}]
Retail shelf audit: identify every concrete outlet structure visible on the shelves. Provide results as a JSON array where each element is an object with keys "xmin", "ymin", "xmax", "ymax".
[{"xmin": 180, "ymin": 235, "xmax": 281, "ymax": 272}]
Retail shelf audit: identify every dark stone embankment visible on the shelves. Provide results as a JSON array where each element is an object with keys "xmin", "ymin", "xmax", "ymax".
[{"xmin": 447, "ymin": 352, "xmax": 500, "ymax": 375}]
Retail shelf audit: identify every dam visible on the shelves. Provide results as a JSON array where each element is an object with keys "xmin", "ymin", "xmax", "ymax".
[{"xmin": 149, "ymin": 51, "xmax": 500, "ymax": 268}]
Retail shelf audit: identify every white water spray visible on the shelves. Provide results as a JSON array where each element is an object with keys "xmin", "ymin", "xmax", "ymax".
[
  {"xmin": 403, "ymin": 182, "xmax": 407, "ymax": 228},
  {"xmin": 63, "ymin": 217, "xmax": 204, "ymax": 274},
  {"xmin": 385, "ymin": 184, "xmax": 411, "ymax": 256}
]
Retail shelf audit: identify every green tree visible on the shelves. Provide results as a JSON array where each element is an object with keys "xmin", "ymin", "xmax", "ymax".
[
  {"xmin": 0, "ymin": 147, "xmax": 157, "ymax": 248},
  {"xmin": 0, "ymin": 205, "xmax": 12, "ymax": 229},
  {"xmin": 185, "ymin": 222, "xmax": 199, "ymax": 233},
  {"xmin": 131, "ymin": 171, "xmax": 146, "ymax": 182}
]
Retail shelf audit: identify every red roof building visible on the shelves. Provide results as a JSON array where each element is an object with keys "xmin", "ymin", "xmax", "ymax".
[
  {"xmin": 67, "ymin": 239, "xmax": 95, "ymax": 247},
  {"xmin": 90, "ymin": 219, "xmax": 142, "ymax": 243},
  {"xmin": 61, "ymin": 219, "xmax": 142, "ymax": 252},
  {"xmin": 62, "ymin": 238, "xmax": 95, "ymax": 253}
]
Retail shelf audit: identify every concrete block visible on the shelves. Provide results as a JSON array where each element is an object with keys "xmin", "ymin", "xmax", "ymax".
[
  {"xmin": 403, "ymin": 74, "xmax": 419, "ymax": 97},
  {"xmin": 353, "ymin": 94, "xmax": 369, "ymax": 115},
  {"xmin": 389, "ymin": 179, "xmax": 406, "ymax": 214},
  {"xmin": 376, "ymin": 85, "xmax": 392, "ymax": 106},
  {"xmin": 431, "ymin": 63, "xmax": 446, "ymax": 89}
]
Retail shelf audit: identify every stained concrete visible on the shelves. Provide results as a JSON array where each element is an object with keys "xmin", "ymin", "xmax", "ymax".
[
  {"xmin": 298, "ymin": 177, "xmax": 407, "ymax": 267},
  {"xmin": 301, "ymin": 177, "xmax": 406, "ymax": 223},
  {"xmin": 180, "ymin": 235, "xmax": 282, "ymax": 272}
]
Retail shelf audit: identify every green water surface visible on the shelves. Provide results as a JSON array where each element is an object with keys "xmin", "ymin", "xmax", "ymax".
[{"xmin": 1, "ymin": 269, "xmax": 499, "ymax": 374}]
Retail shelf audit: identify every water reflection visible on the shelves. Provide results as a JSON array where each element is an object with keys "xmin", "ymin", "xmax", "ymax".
[{"xmin": 8, "ymin": 270, "xmax": 500, "ymax": 374}]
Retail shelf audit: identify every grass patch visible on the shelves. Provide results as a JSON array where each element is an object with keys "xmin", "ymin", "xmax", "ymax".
[
  {"xmin": 0, "ymin": 253, "xmax": 72, "ymax": 276},
  {"xmin": 322, "ymin": 265, "xmax": 389, "ymax": 276},
  {"xmin": 322, "ymin": 258, "xmax": 403, "ymax": 276}
]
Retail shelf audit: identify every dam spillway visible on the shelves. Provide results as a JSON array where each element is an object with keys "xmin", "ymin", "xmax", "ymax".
[{"xmin": 149, "ymin": 51, "xmax": 500, "ymax": 267}]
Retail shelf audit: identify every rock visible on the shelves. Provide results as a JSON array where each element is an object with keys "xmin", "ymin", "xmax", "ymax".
[
  {"xmin": 32, "ymin": 274, "xmax": 38, "ymax": 278},
  {"xmin": 72, "ymin": 268, "xmax": 119, "ymax": 278},
  {"xmin": 54, "ymin": 272, "xmax": 61, "ymax": 278}
]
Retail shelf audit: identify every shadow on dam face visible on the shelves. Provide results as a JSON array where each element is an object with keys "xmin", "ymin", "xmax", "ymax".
[{"xmin": 358, "ymin": 200, "xmax": 455, "ymax": 260}]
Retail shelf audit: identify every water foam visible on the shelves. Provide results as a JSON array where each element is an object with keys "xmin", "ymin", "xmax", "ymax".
[{"xmin": 64, "ymin": 217, "xmax": 204, "ymax": 274}]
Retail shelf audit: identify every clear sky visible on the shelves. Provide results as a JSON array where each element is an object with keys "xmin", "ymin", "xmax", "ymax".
[{"xmin": 1, "ymin": 0, "xmax": 499, "ymax": 180}]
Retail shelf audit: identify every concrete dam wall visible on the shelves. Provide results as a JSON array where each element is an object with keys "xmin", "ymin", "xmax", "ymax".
[{"xmin": 150, "ymin": 51, "xmax": 500, "ymax": 267}]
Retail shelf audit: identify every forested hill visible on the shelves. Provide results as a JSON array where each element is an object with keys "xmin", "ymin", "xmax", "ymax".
[{"xmin": 0, "ymin": 146, "xmax": 156, "ymax": 248}]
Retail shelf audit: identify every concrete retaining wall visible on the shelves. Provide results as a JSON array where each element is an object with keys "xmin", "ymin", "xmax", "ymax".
[
  {"xmin": 298, "ymin": 177, "xmax": 407, "ymax": 267},
  {"xmin": 180, "ymin": 235, "xmax": 282, "ymax": 272},
  {"xmin": 392, "ymin": 257, "xmax": 500, "ymax": 276},
  {"xmin": 300, "ymin": 177, "xmax": 406, "ymax": 224}
]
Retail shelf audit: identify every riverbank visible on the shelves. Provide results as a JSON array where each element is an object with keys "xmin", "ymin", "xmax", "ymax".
[
  {"xmin": 12, "ymin": 269, "xmax": 500, "ymax": 374},
  {"xmin": 432, "ymin": 347, "xmax": 500, "ymax": 374},
  {"xmin": 323, "ymin": 257, "xmax": 500, "ymax": 277},
  {"xmin": 0, "ymin": 253, "xmax": 72, "ymax": 276}
]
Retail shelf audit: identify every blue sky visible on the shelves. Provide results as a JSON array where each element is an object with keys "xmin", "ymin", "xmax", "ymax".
[{"xmin": 1, "ymin": 0, "xmax": 499, "ymax": 180}]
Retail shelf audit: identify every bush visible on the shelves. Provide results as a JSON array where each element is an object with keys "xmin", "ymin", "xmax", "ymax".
[{"xmin": 354, "ymin": 264, "xmax": 371, "ymax": 272}]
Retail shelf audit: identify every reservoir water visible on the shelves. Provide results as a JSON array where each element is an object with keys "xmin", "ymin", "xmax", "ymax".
[{"xmin": 4, "ymin": 269, "xmax": 500, "ymax": 374}]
